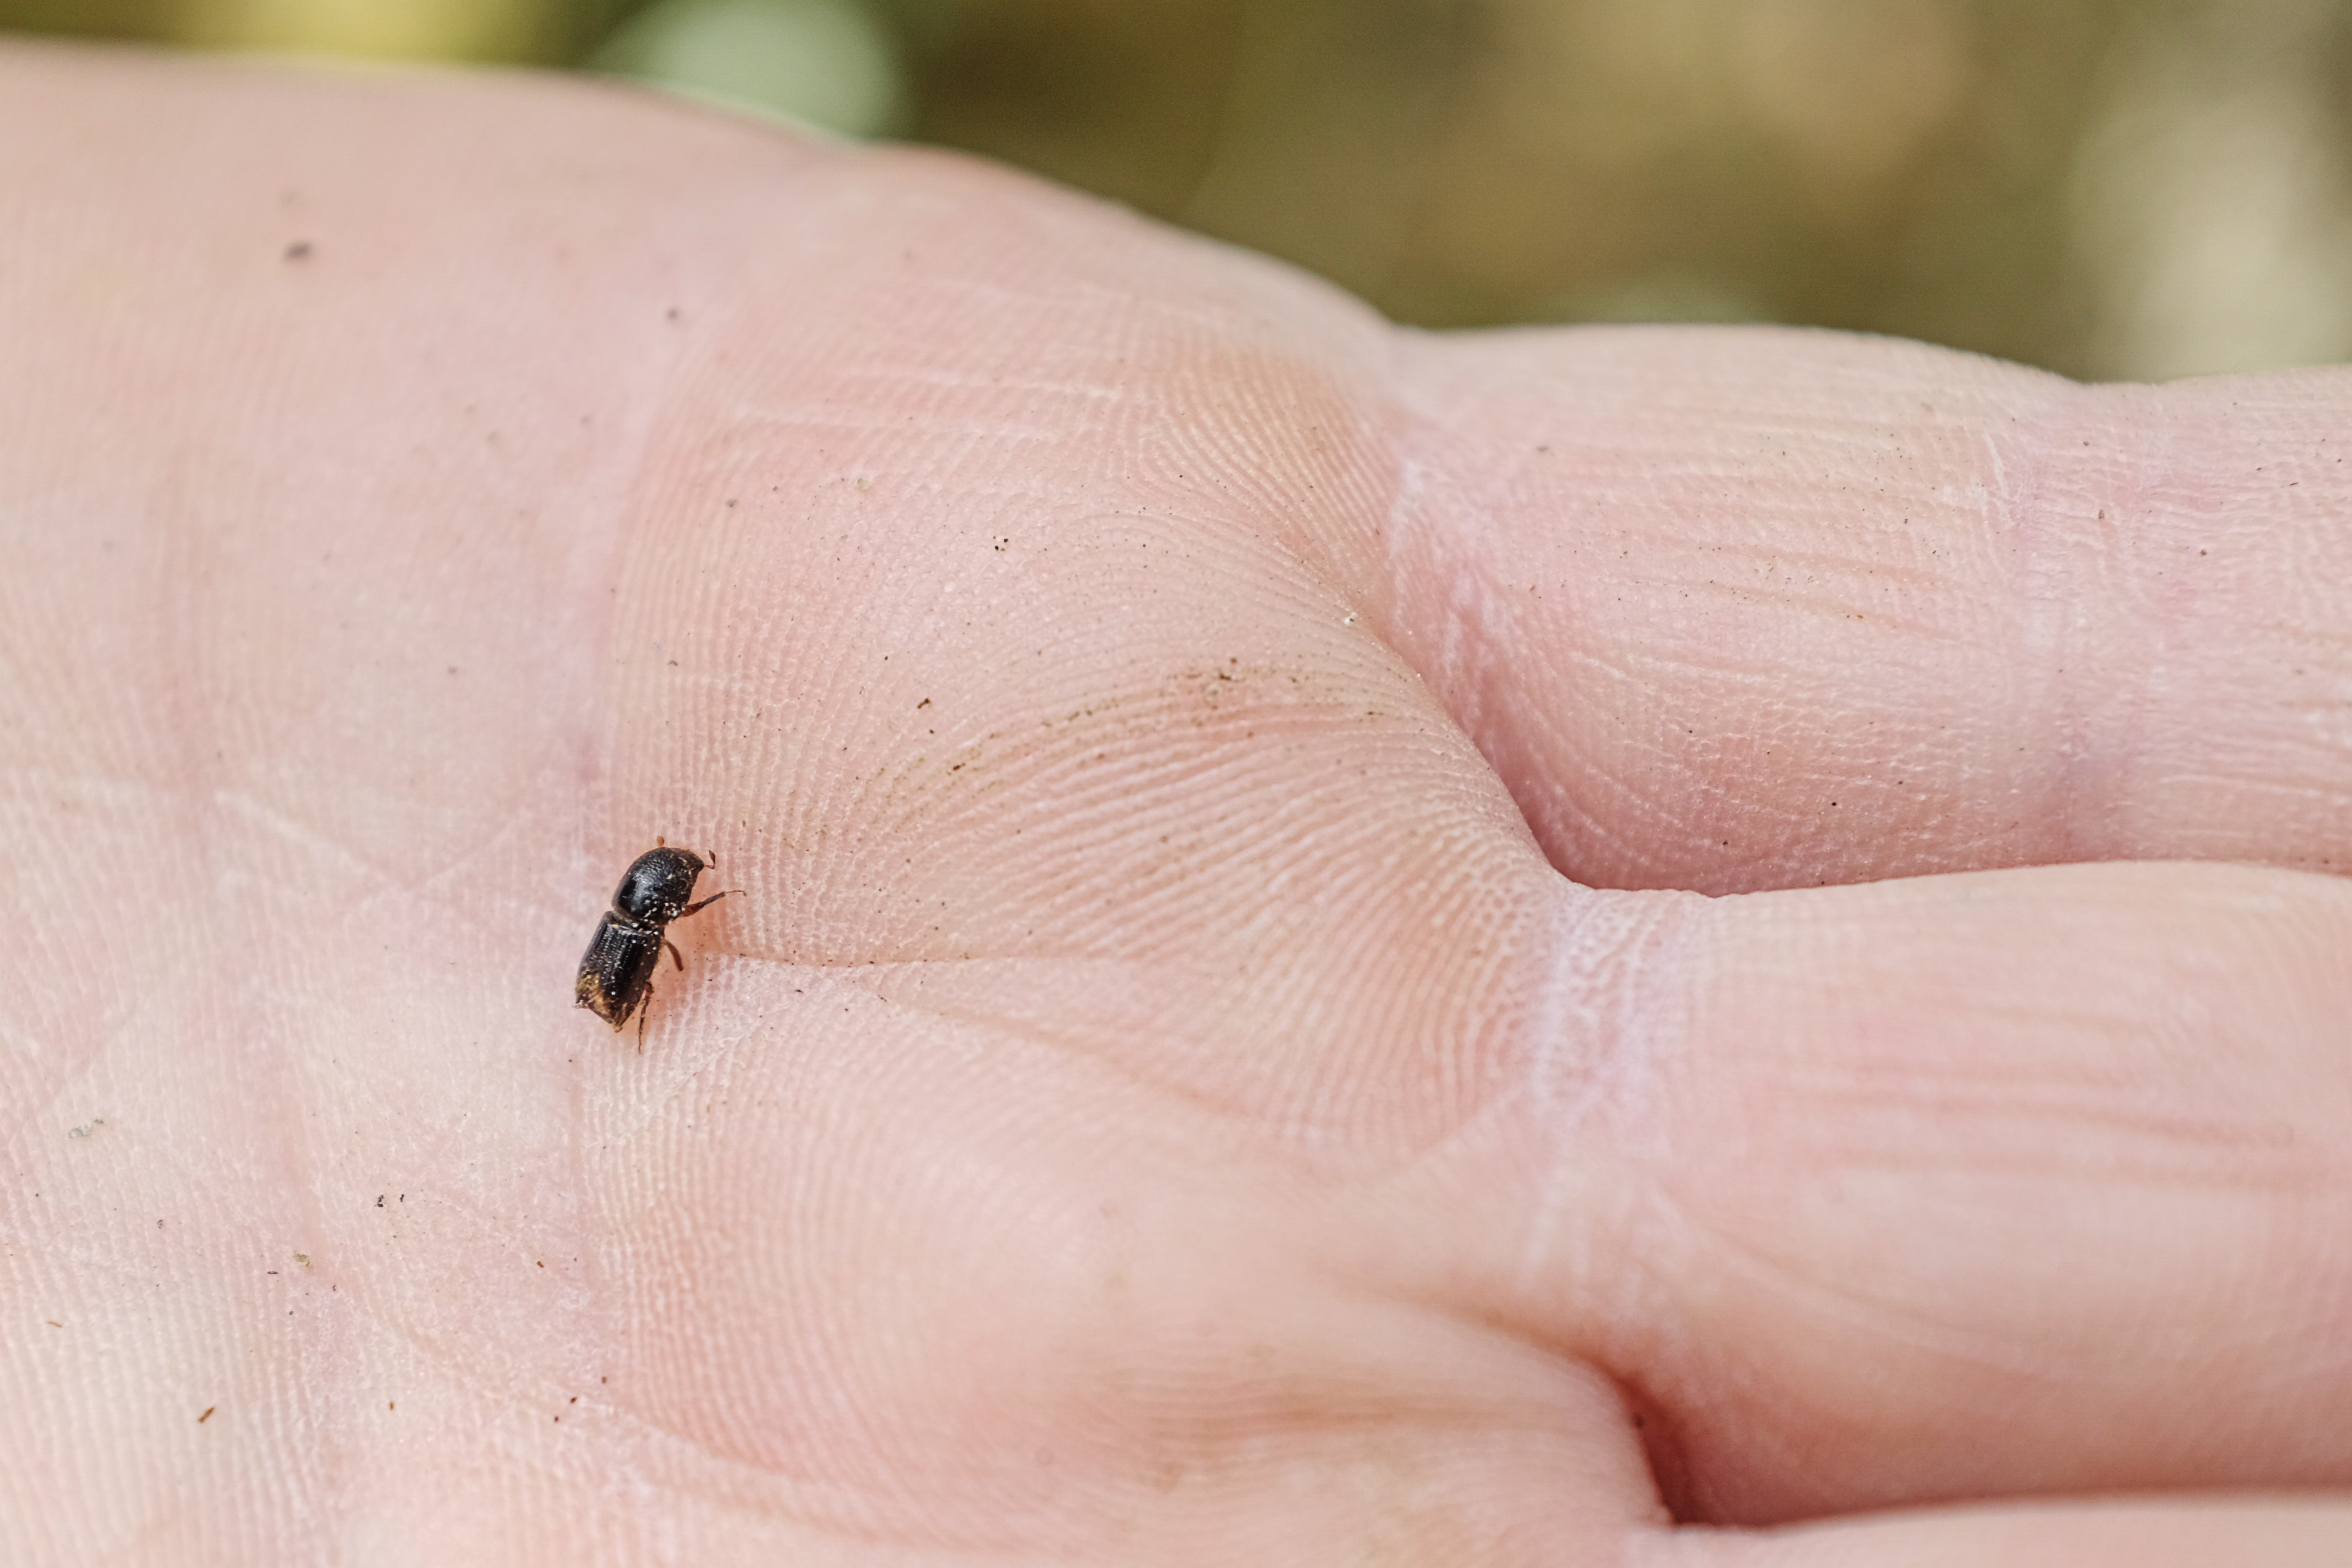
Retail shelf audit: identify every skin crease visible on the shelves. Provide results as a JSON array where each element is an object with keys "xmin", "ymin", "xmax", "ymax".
[{"xmin": 0, "ymin": 39, "xmax": 2346, "ymax": 1568}]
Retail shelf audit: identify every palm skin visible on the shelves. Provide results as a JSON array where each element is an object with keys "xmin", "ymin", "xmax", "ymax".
[{"xmin": 1, "ymin": 42, "xmax": 2347, "ymax": 1566}]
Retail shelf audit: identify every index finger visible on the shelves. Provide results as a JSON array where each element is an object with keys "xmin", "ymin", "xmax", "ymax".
[{"xmin": 1358, "ymin": 327, "xmax": 2352, "ymax": 892}]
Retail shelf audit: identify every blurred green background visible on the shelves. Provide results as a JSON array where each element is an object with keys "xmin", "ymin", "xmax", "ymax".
[{"xmin": 7, "ymin": 0, "xmax": 2351, "ymax": 380}]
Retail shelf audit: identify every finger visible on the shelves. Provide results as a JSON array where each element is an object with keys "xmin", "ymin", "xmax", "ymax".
[
  {"xmin": 1664, "ymin": 1496, "xmax": 2352, "ymax": 1568},
  {"xmin": 1374, "ymin": 328, "xmax": 2352, "ymax": 891},
  {"xmin": 1440, "ymin": 863, "xmax": 2352, "ymax": 1525}
]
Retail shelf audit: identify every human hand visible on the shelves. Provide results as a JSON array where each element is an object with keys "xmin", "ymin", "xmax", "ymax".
[{"xmin": 2, "ymin": 42, "xmax": 2346, "ymax": 1564}]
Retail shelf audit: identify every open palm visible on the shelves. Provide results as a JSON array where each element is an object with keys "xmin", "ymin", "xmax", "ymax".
[{"xmin": 4, "ymin": 43, "xmax": 2348, "ymax": 1564}]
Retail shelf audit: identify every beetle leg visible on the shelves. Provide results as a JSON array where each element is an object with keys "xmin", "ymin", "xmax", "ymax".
[
  {"xmin": 663, "ymin": 936, "xmax": 684, "ymax": 970},
  {"xmin": 680, "ymin": 890, "xmax": 730, "ymax": 918}
]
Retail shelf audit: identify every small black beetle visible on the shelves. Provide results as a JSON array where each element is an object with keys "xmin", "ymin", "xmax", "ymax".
[{"xmin": 574, "ymin": 840, "xmax": 730, "ymax": 1047}]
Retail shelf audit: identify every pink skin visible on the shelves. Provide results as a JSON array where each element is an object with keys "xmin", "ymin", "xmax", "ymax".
[{"xmin": 1, "ymin": 41, "xmax": 2347, "ymax": 1566}]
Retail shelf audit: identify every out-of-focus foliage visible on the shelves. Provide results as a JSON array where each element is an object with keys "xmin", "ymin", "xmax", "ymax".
[
  {"xmin": 5, "ymin": 0, "xmax": 2351, "ymax": 379},
  {"xmin": 1, "ymin": 0, "xmax": 629, "ymax": 61},
  {"xmin": 592, "ymin": 0, "xmax": 903, "ymax": 137}
]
